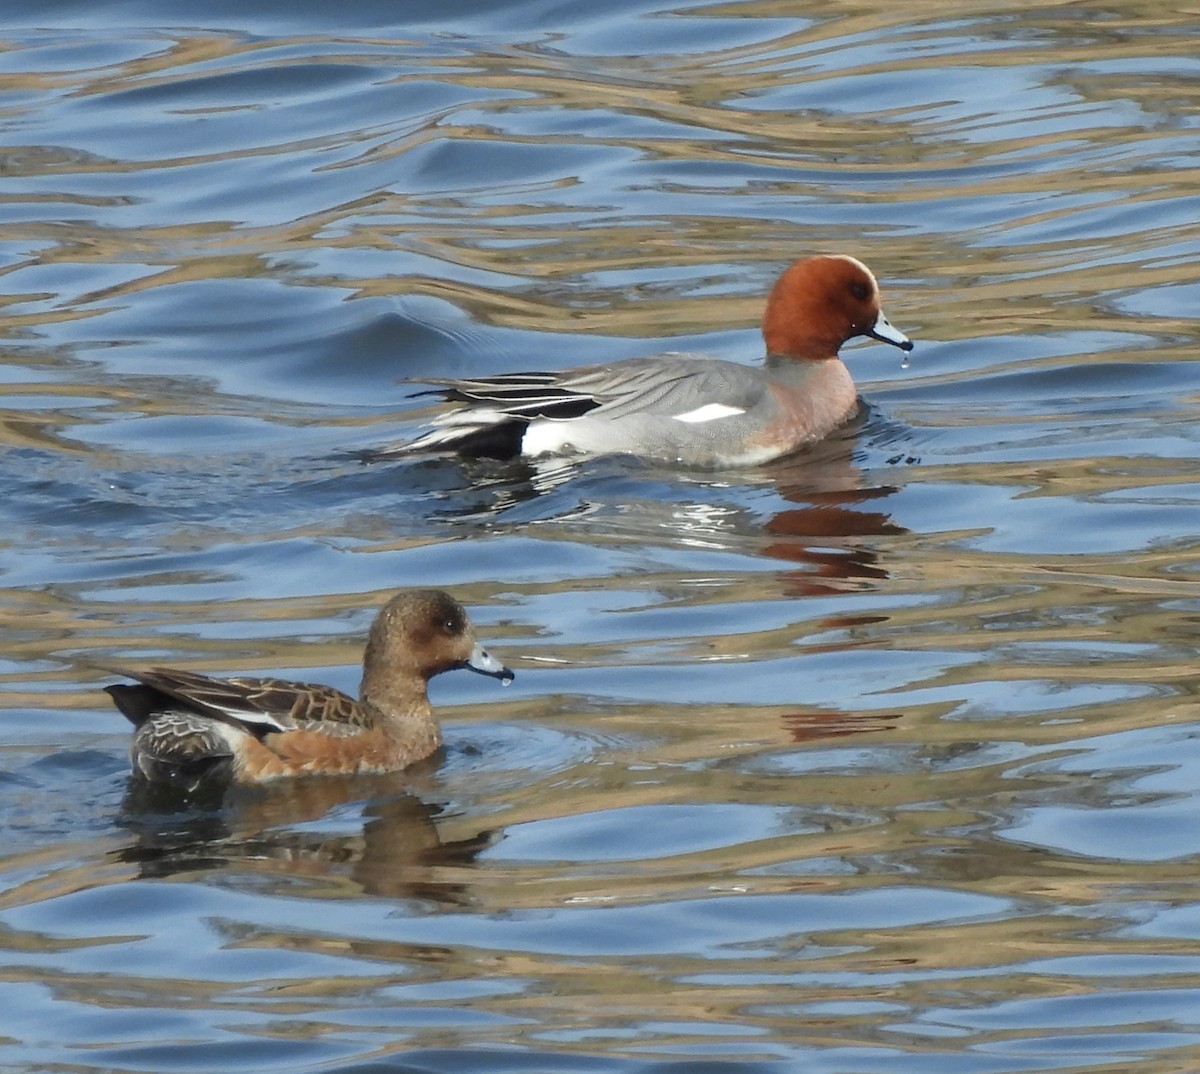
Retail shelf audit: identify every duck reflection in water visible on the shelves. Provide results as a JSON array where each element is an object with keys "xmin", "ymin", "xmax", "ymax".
[
  {"xmin": 389, "ymin": 414, "xmax": 911, "ymax": 599},
  {"xmin": 117, "ymin": 773, "xmax": 496, "ymax": 904}
]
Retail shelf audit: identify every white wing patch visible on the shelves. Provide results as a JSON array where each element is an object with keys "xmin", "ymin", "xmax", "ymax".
[{"xmin": 671, "ymin": 403, "xmax": 746, "ymax": 424}]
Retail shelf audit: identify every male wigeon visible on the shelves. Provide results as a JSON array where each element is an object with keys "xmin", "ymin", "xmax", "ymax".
[
  {"xmin": 104, "ymin": 589, "xmax": 513, "ymax": 790},
  {"xmin": 380, "ymin": 254, "xmax": 912, "ymax": 469}
]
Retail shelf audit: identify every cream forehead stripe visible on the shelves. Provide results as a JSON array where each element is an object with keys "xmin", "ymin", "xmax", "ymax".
[{"xmin": 826, "ymin": 253, "xmax": 878, "ymax": 287}]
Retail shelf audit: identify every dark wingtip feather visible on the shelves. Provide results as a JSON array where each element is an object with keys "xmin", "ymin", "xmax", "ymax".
[
  {"xmin": 432, "ymin": 420, "xmax": 529, "ymax": 460},
  {"xmin": 104, "ymin": 683, "xmax": 161, "ymax": 728}
]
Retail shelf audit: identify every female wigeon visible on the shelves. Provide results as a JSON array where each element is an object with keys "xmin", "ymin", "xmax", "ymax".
[
  {"xmin": 104, "ymin": 590, "xmax": 513, "ymax": 790},
  {"xmin": 382, "ymin": 254, "xmax": 912, "ymax": 469}
]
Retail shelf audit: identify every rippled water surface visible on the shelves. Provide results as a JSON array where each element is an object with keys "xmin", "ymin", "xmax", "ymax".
[{"xmin": 2, "ymin": 2, "xmax": 1200, "ymax": 1071}]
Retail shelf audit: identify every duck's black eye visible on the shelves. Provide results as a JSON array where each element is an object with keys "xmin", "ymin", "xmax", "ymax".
[
  {"xmin": 850, "ymin": 281, "xmax": 870, "ymax": 301},
  {"xmin": 426, "ymin": 592, "xmax": 467, "ymax": 635}
]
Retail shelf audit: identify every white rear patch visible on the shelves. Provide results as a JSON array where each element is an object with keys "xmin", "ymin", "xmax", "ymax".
[
  {"xmin": 671, "ymin": 403, "xmax": 745, "ymax": 424},
  {"xmin": 522, "ymin": 419, "xmax": 579, "ymax": 456}
]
